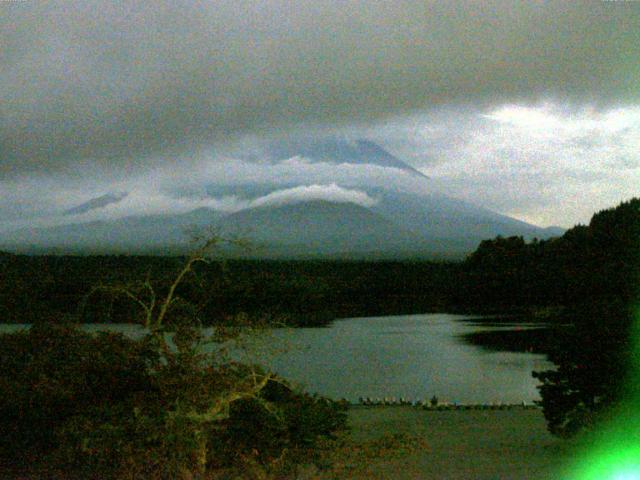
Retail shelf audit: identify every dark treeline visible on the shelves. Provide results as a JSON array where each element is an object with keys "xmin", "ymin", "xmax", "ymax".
[
  {"xmin": 0, "ymin": 253, "xmax": 459, "ymax": 326},
  {"xmin": 448, "ymin": 198, "xmax": 640, "ymax": 438},
  {"xmin": 1, "ymin": 199, "xmax": 638, "ymax": 327},
  {"xmin": 463, "ymin": 198, "xmax": 640, "ymax": 313},
  {"xmin": 517, "ymin": 198, "xmax": 638, "ymax": 437}
]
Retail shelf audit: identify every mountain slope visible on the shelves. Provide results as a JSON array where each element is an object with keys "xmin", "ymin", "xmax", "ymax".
[
  {"xmin": 369, "ymin": 189, "xmax": 560, "ymax": 247},
  {"xmin": 0, "ymin": 208, "xmax": 221, "ymax": 254},
  {"xmin": 266, "ymin": 137, "xmax": 426, "ymax": 177},
  {"xmin": 0, "ymin": 194, "xmax": 562, "ymax": 258},
  {"xmin": 217, "ymin": 200, "xmax": 424, "ymax": 258}
]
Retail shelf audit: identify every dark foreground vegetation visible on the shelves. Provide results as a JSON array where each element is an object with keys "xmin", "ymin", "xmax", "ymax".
[
  {"xmin": 0, "ymin": 198, "xmax": 638, "ymax": 477},
  {"xmin": 0, "ymin": 321, "xmax": 350, "ymax": 479},
  {"xmin": 0, "ymin": 243, "xmax": 351, "ymax": 479}
]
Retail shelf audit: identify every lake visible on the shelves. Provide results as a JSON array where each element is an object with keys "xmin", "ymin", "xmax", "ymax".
[{"xmin": 0, "ymin": 313, "xmax": 553, "ymax": 404}]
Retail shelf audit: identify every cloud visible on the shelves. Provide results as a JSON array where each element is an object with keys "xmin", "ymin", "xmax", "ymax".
[
  {"xmin": 86, "ymin": 192, "xmax": 240, "ymax": 219},
  {"xmin": 1, "ymin": 1, "xmax": 638, "ymax": 178},
  {"xmin": 418, "ymin": 103, "xmax": 640, "ymax": 226},
  {"xmin": 86, "ymin": 183, "xmax": 378, "ymax": 220},
  {"xmin": 247, "ymin": 183, "xmax": 377, "ymax": 209},
  {"xmin": 0, "ymin": 176, "xmax": 378, "ymax": 232},
  {"xmin": 3, "ymin": 96, "xmax": 638, "ymax": 231},
  {"xmin": 152, "ymin": 153, "xmax": 432, "ymax": 197},
  {"xmin": 0, "ymin": 186, "xmax": 241, "ymax": 232},
  {"xmin": 481, "ymin": 103, "xmax": 640, "ymax": 137},
  {"xmin": 0, "ymin": 147, "xmax": 424, "ymax": 232}
]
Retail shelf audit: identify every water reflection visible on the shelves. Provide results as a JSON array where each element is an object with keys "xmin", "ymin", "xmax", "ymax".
[
  {"xmin": 0, "ymin": 314, "xmax": 553, "ymax": 403},
  {"xmin": 249, "ymin": 314, "xmax": 552, "ymax": 403}
]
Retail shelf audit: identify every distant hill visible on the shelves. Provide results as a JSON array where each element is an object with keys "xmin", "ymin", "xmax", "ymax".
[
  {"xmin": 64, "ymin": 192, "xmax": 129, "ymax": 216},
  {"xmin": 0, "ymin": 208, "xmax": 222, "ymax": 254},
  {"xmin": 369, "ymin": 189, "xmax": 559, "ymax": 245}
]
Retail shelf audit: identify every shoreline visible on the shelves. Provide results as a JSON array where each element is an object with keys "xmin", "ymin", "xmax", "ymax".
[
  {"xmin": 1, "ymin": 407, "xmax": 578, "ymax": 480},
  {"xmin": 350, "ymin": 401, "xmax": 540, "ymax": 409}
]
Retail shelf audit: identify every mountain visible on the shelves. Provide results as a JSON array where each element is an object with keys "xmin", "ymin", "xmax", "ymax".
[
  {"xmin": 266, "ymin": 138, "xmax": 427, "ymax": 177},
  {"xmin": 216, "ymin": 200, "xmax": 423, "ymax": 258},
  {"xmin": 64, "ymin": 192, "xmax": 129, "ymax": 216},
  {"xmin": 369, "ymin": 189, "xmax": 557, "ymax": 245},
  {"xmin": 0, "ymin": 138, "xmax": 565, "ymax": 258},
  {"xmin": 539, "ymin": 226, "xmax": 567, "ymax": 237}
]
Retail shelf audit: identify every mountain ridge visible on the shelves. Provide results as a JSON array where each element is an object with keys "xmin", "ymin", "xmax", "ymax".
[{"xmin": 0, "ymin": 139, "xmax": 565, "ymax": 258}]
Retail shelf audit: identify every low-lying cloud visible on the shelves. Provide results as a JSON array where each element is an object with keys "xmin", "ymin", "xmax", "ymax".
[
  {"xmin": 0, "ymin": 151, "xmax": 417, "ymax": 232},
  {"xmin": 77, "ymin": 183, "xmax": 377, "ymax": 220},
  {"xmin": 161, "ymin": 155, "xmax": 427, "ymax": 195},
  {"xmin": 248, "ymin": 184, "xmax": 377, "ymax": 209},
  {"xmin": 0, "ymin": 181, "xmax": 378, "ymax": 232}
]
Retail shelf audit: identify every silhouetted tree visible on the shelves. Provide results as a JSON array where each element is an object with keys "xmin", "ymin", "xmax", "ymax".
[
  {"xmin": 533, "ymin": 302, "xmax": 634, "ymax": 437},
  {"xmin": 532, "ymin": 199, "xmax": 640, "ymax": 437}
]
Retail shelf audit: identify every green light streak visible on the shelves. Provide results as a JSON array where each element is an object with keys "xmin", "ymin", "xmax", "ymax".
[
  {"xmin": 565, "ymin": 306, "xmax": 640, "ymax": 480},
  {"xmin": 570, "ymin": 437, "xmax": 640, "ymax": 480}
]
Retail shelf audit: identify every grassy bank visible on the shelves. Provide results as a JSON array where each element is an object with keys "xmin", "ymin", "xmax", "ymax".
[{"xmin": 310, "ymin": 406, "xmax": 578, "ymax": 480}]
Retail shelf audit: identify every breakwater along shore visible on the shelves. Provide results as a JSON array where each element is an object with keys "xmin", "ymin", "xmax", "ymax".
[{"xmin": 351, "ymin": 397, "xmax": 540, "ymax": 410}]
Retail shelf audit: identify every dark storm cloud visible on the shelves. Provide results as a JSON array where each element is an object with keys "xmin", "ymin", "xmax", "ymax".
[{"xmin": 1, "ymin": 1, "xmax": 638, "ymax": 178}]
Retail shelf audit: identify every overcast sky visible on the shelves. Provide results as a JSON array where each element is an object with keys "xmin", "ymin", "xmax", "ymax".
[{"xmin": 1, "ymin": 1, "xmax": 639, "ymax": 230}]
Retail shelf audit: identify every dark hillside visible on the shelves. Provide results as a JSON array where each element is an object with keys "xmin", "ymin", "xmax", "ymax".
[{"xmin": 458, "ymin": 198, "xmax": 640, "ymax": 312}]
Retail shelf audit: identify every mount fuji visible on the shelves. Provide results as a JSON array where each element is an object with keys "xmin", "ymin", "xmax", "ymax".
[{"xmin": 0, "ymin": 138, "xmax": 564, "ymax": 258}]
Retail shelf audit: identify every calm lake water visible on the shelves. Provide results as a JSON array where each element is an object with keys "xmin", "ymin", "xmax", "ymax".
[{"xmin": 0, "ymin": 313, "xmax": 553, "ymax": 403}]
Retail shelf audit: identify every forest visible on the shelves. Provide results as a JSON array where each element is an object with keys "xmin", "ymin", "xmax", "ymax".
[{"xmin": 0, "ymin": 254, "xmax": 458, "ymax": 326}]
